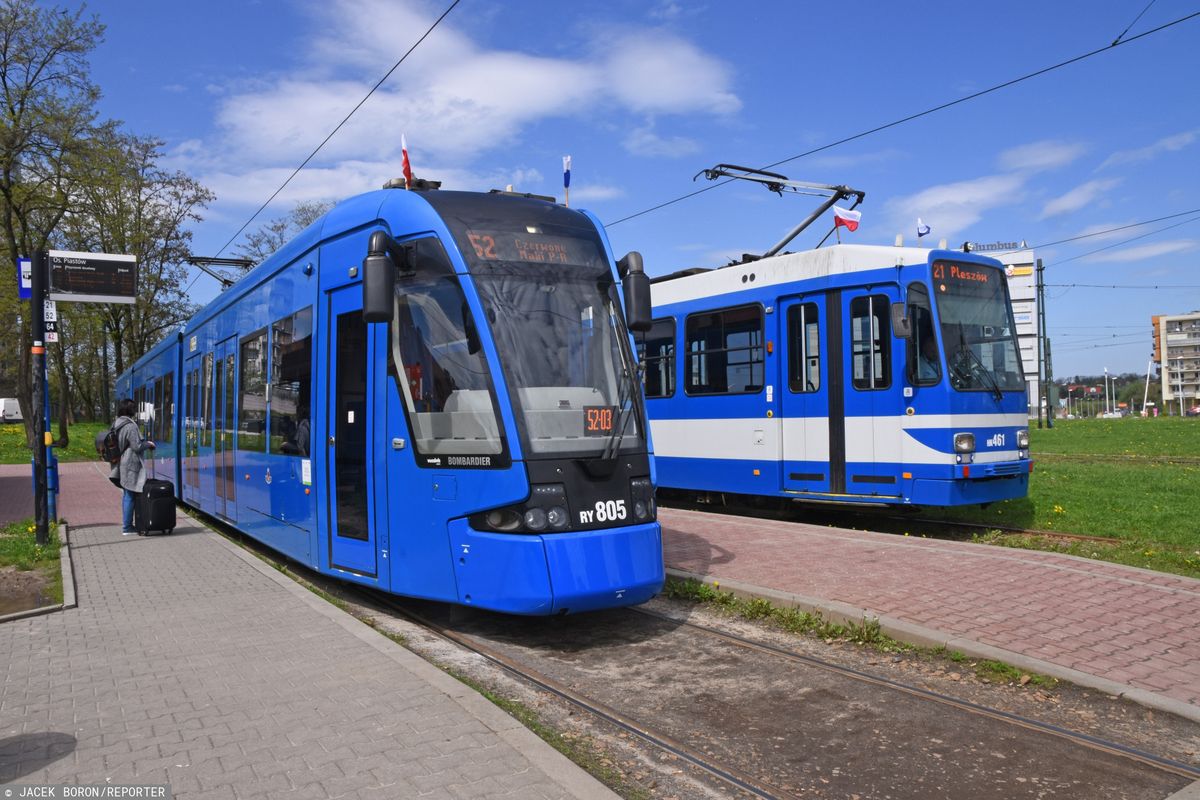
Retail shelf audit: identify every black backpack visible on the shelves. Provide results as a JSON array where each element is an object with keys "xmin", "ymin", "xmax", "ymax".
[{"xmin": 97, "ymin": 419, "xmax": 129, "ymax": 466}]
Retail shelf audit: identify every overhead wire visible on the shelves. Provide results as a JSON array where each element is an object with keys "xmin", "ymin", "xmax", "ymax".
[
  {"xmin": 210, "ymin": 0, "xmax": 462, "ymax": 260},
  {"xmin": 1112, "ymin": 0, "xmax": 1159, "ymax": 45},
  {"xmin": 606, "ymin": 10, "xmax": 1200, "ymax": 228}
]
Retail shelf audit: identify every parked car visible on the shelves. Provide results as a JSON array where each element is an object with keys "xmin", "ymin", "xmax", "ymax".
[
  {"xmin": 0, "ymin": 398, "xmax": 22, "ymax": 423},
  {"xmin": 1187, "ymin": 405, "xmax": 1200, "ymax": 417}
]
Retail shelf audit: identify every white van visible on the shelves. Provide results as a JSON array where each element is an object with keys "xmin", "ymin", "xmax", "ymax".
[{"xmin": 0, "ymin": 398, "xmax": 22, "ymax": 423}]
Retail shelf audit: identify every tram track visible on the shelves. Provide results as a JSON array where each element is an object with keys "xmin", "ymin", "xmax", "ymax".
[
  {"xmin": 202, "ymin": 512, "xmax": 1200, "ymax": 798},
  {"xmin": 365, "ymin": 589, "xmax": 1200, "ymax": 799}
]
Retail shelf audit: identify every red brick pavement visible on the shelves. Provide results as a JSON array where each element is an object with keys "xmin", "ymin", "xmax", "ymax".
[
  {"xmin": 661, "ymin": 507, "xmax": 1200, "ymax": 709},
  {"xmin": 0, "ymin": 461, "xmax": 120, "ymax": 528}
]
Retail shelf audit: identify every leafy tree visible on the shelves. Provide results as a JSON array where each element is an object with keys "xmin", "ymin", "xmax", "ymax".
[
  {"xmin": 0, "ymin": 0, "xmax": 104, "ymax": 446},
  {"xmin": 55, "ymin": 133, "xmax": 214, "ymax": 428}
]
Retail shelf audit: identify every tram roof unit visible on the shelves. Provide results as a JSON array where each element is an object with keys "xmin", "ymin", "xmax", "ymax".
[{"xmin": 650, "ymin": 244, "xmax": 1004, "ymax": 307}]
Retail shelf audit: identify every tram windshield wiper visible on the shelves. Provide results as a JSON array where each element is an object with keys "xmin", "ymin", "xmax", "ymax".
[{"xmin": 956, "ymin": 327, "xmax": 1003, "ymax": 402}]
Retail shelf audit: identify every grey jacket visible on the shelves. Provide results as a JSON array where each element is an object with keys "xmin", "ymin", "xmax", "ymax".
[{"xmin": 108, "ymin": 416, "xmax": 154, "ymax": 493}]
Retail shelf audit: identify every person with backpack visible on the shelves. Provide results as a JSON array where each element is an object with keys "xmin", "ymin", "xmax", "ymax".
[{"xmin": 109, "ymin": 398, "xmax": 156, "ymax": 534}]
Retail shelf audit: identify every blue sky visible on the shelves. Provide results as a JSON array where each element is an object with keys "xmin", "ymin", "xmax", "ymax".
[{"xmin": 82, "ymin": 0, "xmax": 1200, "ymax": 378}]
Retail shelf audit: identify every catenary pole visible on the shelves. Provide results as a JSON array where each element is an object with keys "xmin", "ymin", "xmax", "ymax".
[
  {"xmin": 30, "ymin": 251, "xmax": 49, "ymax": 547},
  {"xmin": 1035, "ymin": 258, "xmax": 1044, "ymax": 428}
]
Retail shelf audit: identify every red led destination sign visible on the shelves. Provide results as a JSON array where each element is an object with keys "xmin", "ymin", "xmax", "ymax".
[{"xmin": 48, "ymin": 250, "xmax": 137, "ymax": 304}]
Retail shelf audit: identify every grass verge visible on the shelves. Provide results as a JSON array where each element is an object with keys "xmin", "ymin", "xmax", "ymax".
[
  {"xmin": 664, "ymin": 576, "xmax": 1057, "ymax": 690},
  {"xmin": 0, "ymin": 421, "xmax": 109, "ymax": 464},
  {"xmin": 0, "ymin": 518, "xmax": 64, "ymax": 606}
]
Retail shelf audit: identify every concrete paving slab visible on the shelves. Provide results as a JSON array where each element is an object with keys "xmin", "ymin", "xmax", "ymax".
[{"xmin": 0, "ymin": 462, "xmax": 616, "ymax": 799}]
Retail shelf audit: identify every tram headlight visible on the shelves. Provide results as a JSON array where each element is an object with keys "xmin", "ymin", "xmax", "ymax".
[
  {"xmin": 485, "ymin": 509, "xmax": 522, "ymax": 532},
  {"xmin": 630, "ymin": 477, "xmax": 656, "ymax": 522},
  {"xmin": 523, "ymin": 507, "xmax": 548, "ymax": 531},
  {"xmin": 1016, "ymin": 429, "xmax": 1030, "ymax": 449},
  {"xmin": 547, "ymin": 506, "xmax": 569, "ymax": 529},
  {"xmin": 953, "ymin": 433, "xmax": 976, "ymax": 454},
  {"xmin": 472, "ymin": 483, "xmax": 571, "ymax": 534}
]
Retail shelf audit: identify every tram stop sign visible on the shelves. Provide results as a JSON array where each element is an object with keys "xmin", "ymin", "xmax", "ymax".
[{"xmin": 47, "ymin": 249, "xmax": 137, "ymax": 304}]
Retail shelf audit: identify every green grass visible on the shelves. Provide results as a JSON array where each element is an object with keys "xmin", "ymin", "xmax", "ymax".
[
  {"xmin": 0, "ymin": 518, "xmax": 63, "ymax": 605},
  {"xmin": 665, "ymin": 577, "xmax": 1057, "ymax": 689},
  {"xmin": 0, "ymin": 421, "xmax": 109, "ymax": 464},
  {"xmin": 1029, "ymin": 416, "xmax": 1200, "ymax": 458},
  {"xmin": 907, "ymin": 417, "xmax": 1200, "ymax": 578}
]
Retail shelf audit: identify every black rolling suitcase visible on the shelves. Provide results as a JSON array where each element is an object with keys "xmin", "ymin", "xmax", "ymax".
[{"xmin": 137, "ymin": 479, "xmax": 176, "ymax": 535}]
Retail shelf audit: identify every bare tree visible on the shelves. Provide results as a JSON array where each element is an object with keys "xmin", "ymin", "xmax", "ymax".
[{"xmin": 234, "ymin": 199, "xmax": 333, "ymax": 267}]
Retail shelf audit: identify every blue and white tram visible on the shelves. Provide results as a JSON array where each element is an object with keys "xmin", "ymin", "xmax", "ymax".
[
  {"xmin": 641, "ymin": 244, "xmax": 1032, "ymax": 507},
  {"xmin": 117, "ymin": 185, "xmax": 664, "ymax": 614}
]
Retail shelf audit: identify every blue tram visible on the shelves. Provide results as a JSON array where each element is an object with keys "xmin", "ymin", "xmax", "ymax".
[
  {"xmin": 117, "ymin": 186, "xmax": 664, "ymax": 614},
  {"xmin": 640, "ymin": 244, "xmax": 1032, "ymax": 507}
]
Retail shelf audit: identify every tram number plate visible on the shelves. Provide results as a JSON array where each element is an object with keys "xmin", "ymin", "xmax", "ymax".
[{"xmin": 583, "ymin": 406, "xmax": 617, "ymax": 437}]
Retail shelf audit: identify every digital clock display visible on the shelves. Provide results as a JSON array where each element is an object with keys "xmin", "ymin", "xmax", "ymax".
[{"xmin": 583, "ymin": 405, "xmax": 617, "ymax": 437}]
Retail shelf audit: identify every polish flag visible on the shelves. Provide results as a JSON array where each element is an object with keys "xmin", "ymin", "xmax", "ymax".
[
  {"xmin": 833, "ymin": 206, "xmax": 861, "ymax": 232},
  {"xmin": 401, "ymin": 135, "xmax": 413, "ymax": 188}
]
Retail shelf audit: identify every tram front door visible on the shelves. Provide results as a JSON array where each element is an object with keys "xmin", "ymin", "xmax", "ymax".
[{"xmin": 325, "ymin": 286, "xmax": 378, "ymax": 577}]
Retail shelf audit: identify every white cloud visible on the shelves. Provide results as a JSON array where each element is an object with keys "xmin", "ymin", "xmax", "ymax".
[
  {"xmin": 1069, "ymin": 221, "xmax": 1140, "ymax": 243},
  {"xmin": 805, "ymin": 148, "xmax": 905, "ymax": 171},
  {"xmin": 624, "ymin": 125, "xmax": 701, "ymax": 158},
  {"xmin": 997, "ymin": 140, "xmax": 1087, "ymax": 172},
  {"xmin": 602, "ymin": 33, "xmax": 740, "ymax": 115},
  {"xmin": 570, "ymin": 184, "xmax": 625, "ymax": 202},
  {"xmin": 884, "ymin": 173, "xmax": 1027, "ymax": 241},
  {"xmin": 1040, "ymin": 179, "xmax": 1121, "ymax": 219},
  {"xmin": 1086, "ymin": 240, "xmax": 1197, "ymax": 263},
  {"xmin": 1098, "ymin": 129, "xmax": 1199, "ymax": 170},
  {"xmin": 187, "ymin": 0, "xmax": 740, "ymax": 200}
]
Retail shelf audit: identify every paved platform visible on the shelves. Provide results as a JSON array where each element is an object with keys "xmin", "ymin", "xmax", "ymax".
[
  {"xmin": 661, "ymin": 506, "xmax": 1200, "ymax": 720},
  {"xmin": 0, "ymin": 462, "xmax": 615, "ymax": 799}
]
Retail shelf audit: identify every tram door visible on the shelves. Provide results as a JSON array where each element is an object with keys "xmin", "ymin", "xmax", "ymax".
[
  {"xmin": 213, "ymin": 336, "xmax": 238, "ymax": 520},
  {"xmin": 842, "ymin": 289, "xmax": 902, "ymax": 495},
  {"xmin": 780, "ymin": 295, "xmax": 832, "ymax": 495},
  {"xmin": 325, "ymin": 286, "xmax": 377, "ymax": 577}
]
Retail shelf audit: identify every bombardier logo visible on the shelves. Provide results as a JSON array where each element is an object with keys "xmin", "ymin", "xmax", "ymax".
[{"xmin": 448, "ymin": 455, "xmax": 492, "ymax": 467}]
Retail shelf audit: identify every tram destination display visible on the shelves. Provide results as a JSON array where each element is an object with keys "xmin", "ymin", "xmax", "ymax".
[{"xmin": 48, "ymin": 249, "xmax": 137, "ymax": 304}]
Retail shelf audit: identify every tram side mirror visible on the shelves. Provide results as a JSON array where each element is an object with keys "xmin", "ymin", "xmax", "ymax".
[
  {"xmin": 891, "ymin": 302, "xmax": 911, "ymax": 338},
  {"xmin": 363, "ymin": 230, "xmax": 397, "ymax": 323},
  {"xmin": 618, "ymin": 251, "xmax": 652, "ymax": 333},
  {"xmin": 363, "ymin": 232, "xmax": 415, "ymax": 323}
]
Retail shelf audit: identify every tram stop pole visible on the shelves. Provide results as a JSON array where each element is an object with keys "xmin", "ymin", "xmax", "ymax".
[{"xmin": 30, "ymin": 250, "xmax": 49, "ymax": 547}]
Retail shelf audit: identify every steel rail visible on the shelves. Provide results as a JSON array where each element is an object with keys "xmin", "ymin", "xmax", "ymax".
[
  {"xmin": 634, "ymin": 606, "xmax": 1200, "ymax": 782},
  {"xmin": 370, "ymin": 592, "xmax": 790, "ymax": 800}
]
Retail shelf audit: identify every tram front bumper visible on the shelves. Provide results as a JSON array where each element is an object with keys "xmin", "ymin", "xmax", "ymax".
[
  {"xmin": 447, "ymin": 519, "xmax": 665, "ymax": 615},
  {"xmin": 909, "ymin": 461, "xmax": 1031, "ymax": 506}
]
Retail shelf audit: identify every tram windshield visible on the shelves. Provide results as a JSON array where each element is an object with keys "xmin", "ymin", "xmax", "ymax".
[
  {"xmin": 932, "ymin": 260, "xmax": 1025, "ymax": 394},
  {"xmin": 472, "ymin": 260, "xmax": 644, "ymax": 458},
  {"xmin": 430, "ymin": 194, "xmax": 645, "ymax": 459}
]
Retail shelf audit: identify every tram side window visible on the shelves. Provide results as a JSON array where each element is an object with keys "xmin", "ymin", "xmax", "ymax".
[
  {"xmin": 203, "ymin": 353, "xmax": 214, "ymax": 446},
  {"xmin": 906, "ymin": 284, "xmax": 940, "ymax": 386},
  {"xmin": 637, "ymin": 318, "xmax": 676, "ymax": 398},
  {"xmin": 153, "ymin": 377, "xmax": 164, "ymax": 442},
  {"xmin": 850, "ymin": 294, "xmax": 891, "ymax": 391},
  {"xmin": 162, "ymin": 372, "xmax": 173, "ymax": 444},
  {"xmin": 238, "ymin": 329, "xmax": 268, "ymax": 451},
  {"xmin": 390, "ymin": 237, "xmax": 504, "ymax": 457},
  {"xmin": 787, "ymin": 303, "xmax": 821, "ymax": 393},
  {"xmin": 269, "ymin": 307, "xmax": 313, "ymax": 456},
  {"xmin": 685, "ymin": 305, "xmax": 764, "ymax": 395}
]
